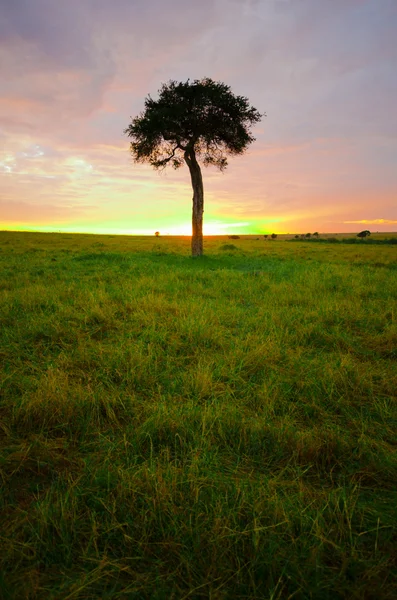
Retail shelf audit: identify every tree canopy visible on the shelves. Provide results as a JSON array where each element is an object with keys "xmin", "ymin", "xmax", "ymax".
[{"xmin": 125, "ymin": 78, "xmax": 262, "ymax": 171}]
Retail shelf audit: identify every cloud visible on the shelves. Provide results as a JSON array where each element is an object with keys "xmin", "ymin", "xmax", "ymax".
[
  {"xmin": 344, "ymin": 219, "xmax": 397, "ymax": 225},
  {"xmin": 0, "ymin": 0, "xmax": 220, "ymax": 133}
]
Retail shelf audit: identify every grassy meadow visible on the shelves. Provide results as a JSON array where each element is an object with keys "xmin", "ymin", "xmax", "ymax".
[{"xmin": 0, "ymin": 231, "xmax": 396, "ymax": 599}]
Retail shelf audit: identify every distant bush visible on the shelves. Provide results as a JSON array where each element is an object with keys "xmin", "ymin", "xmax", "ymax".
[
  {"xmin": 263, "ymin": 235, "xmax": 268, "ymax": 239},
  {"xmin": 305, "ymin": 233, "xmax": 311, "ymax": 238},
  {"xmin": 290, "ymin": 237, "xmax": 338, "ymax": 243},
  {"xmin": 336, "ymin": 237, "xmax": 395, "ymax": 245},
  {"xmin": 288, "ymin": 236, "xmax": 397, "ymax": 245},
  {"xmin": 220, "ymin": 243, "xmax": 238, "ymax": 251},
  {"xmin": 355, "ymin": 237, "xmax": 397, "ymax": 245},
  {"xmin": 271, "ymin": 233, "xmax": 277, "ymax": 239},
  {"xmin": 155, "ymin": 231, "xmax": 160, "ymax": 237},
  {"xmin": 357, "ymin": 230, "xmax": 371, "ymax": 238},
  {"xmin": 228, "ymin": 235, "xmax": 240, "ymax": 239},
  {"xmin": 342, "ymin": 237, "xmax": 361, "ymax": 244}
]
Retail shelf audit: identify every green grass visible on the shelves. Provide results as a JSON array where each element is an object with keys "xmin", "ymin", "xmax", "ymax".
[{"xmin": 1, "ymin": 231, "xmax": 397, "ymax": 599}]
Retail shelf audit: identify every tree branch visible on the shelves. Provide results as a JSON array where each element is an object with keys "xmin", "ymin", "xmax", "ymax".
[{"xmin": 152, "ymin": 145, "xmax": 179, "ymax": 169}]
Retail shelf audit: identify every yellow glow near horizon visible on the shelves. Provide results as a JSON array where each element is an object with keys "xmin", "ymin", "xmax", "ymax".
[
  {"xmin": 0, "ymin": 218, "xmax": 292, "ymax": 236},
  {"xmin": 163, "ymin": 222, "xmax": 252, "ymax": 236}
]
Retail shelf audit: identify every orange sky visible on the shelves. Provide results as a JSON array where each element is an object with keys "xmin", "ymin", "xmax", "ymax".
[{"xmin": 1, "ymin": 0, "xmax": 396, "ymax": 235}]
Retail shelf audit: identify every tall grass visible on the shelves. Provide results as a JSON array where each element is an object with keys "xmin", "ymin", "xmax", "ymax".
[{"xmin": 1, "ymin": 232, "xmax": 396, "ymax": 598}]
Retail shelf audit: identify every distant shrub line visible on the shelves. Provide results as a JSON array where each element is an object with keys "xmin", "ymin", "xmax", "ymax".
[{"xmin": 288, "ymin": 237, "xmax": 397, "ymax": 245}]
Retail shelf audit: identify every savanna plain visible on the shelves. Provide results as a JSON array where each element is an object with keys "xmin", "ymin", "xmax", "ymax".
[{"xmin": 0, "ymin": 231, "xmax": 396, "ymax": 599}]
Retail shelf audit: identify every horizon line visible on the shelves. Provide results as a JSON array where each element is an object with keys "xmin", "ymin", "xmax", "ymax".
[{"xmin": 1, "ymin": 229, "xmax": 396, "ymax": 236}]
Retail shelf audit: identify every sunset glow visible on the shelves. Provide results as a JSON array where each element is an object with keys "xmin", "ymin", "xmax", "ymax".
[{"xmin": 1, "ymin": 0, "xmax": 396, "ymax": 234}]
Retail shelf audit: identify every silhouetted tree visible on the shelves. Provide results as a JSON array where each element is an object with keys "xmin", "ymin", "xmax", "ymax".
[
  {"xmin": 305, "ymin": 233, "xmax": 311, "ymax": 238},
  {"xmin": 294, "ymin": 235, "xmax": 300, "ymax": 239},
  {"xmin": 313, "ymin": 232, "xmax": 319, "ymax": 238},
  {"xmin": 264, "ymin": 234, "xmax": 268, "ymax": 239},
  {"xmin": 271, "ymin": 233, "xmax": 277, "ymax": 239},
  {"xmin": 125, "ymin": 78, "xmax": 263, "ymax": 256},
  {"xmin": 155, "ymin": 231, "xmax": 160, "ymax": 237},
  {"xmin": 357, "ymin": 230, "xmax": 371, "ymax": 238}
]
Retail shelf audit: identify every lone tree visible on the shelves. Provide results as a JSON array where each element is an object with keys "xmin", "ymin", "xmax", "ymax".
[
  {"xmin": 271, "ymin": 233, "xmax": 277, "ymax": 239},
  {"xmin": 357, "ymin": 230, "xmax": 371, "ymax": 239},
  {"xmin": 154, "ymin": 231, "xmax": 160, "ymax": 237},
  {"xmin": 124, "ymin": 78, "xmax": 263, "ymax": 256}
]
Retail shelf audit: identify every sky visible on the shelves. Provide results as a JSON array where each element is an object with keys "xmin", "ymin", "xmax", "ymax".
[{"xmin": 0, "ymin": 0, "xmax": 396, "ymax": 235}]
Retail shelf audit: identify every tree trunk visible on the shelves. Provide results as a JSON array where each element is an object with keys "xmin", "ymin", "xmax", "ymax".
[{"xmin": 185, "ymin": 150, "xmax": 204, "ymax": 257}]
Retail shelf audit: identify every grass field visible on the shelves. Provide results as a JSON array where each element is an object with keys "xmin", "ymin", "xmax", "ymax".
[{"xmin": 1, "ymin": 231, "xmax": 396, "ymax": 599}]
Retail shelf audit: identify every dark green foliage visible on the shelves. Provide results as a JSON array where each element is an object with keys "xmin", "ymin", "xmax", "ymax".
[{"xmin": 124, "ymin": 78, "xmax": 262, "ymax": 171}]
